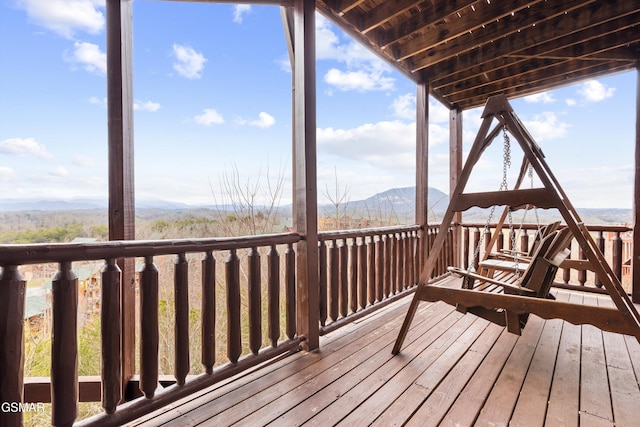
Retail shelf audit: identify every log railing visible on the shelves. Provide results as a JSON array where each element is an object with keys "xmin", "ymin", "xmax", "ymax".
[
  {"xmin": 317, "ymin": 224, "xmax": 451, "ymax": 334},
  {"xmin": 0, "ymin": 233, "xmax": 302, "ymax": 427},
  {"xmin": 458, "ymin": 223, "xmax": 634, "ymax": 295}
]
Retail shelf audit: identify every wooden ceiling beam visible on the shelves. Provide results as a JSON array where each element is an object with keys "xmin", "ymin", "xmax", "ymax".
[
  {"xmin": 393, "ymin": 0, "xmax": 542, "ymax": 61},
  {"xmin": 439, "ymin": 26, "xmax": 640, "ymax": 98},
  {"xmin": 356, "ymin": 0, "xmax": 423, "ymax": 34},
  {"xmin": 409, "ymin": 0, "xmax": 611, "ymax": 74},
  {"xmin": 419, "ymin": 3, "xmax": 640, "ymax": 85},
  {"xmin": 330, "ymin": 0, "xmax": 366, "ymax": 14},
  {"xmin": 431, "ymin": 13, "xmax": 639, "ymax": 92},
  {"xmin": 376, "ymin": 0, "xmax": 478, "ymax": 48},
  {"xmin": 450, "ymin": 62, "xmax": 633, "ymax": 110}
]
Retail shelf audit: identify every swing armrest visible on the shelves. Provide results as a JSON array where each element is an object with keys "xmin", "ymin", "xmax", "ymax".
[{"xmin": 447, "ymin": 267, "xmax": 537, "ymax": 296}]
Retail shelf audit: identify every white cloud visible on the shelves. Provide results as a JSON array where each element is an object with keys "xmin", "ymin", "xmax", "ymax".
[
  {"xmin": 49, "ymin": 166, "xmax": 69, "ymax": 177},
  {"xmin": 67, "ymin": 41, "xmax": 106, "ymax": 75},
  {"xmin": 578, "ymin": 79, "xmax": 615, "ymax": 102},
  {"xmin": 17, "ymin": 0, "xmax": 105, "ymax": 39},
  {"xmin": 317, "ymin": 120, "xmax": 415, "ymax": 170},
  {"xmin": 565, "ymin": 98, "xmax": 577, "ymax": 106},
  {"xmin": 391, "ymin": 94, "xmax": 415, "ymax": 120},
  {"xmin": 193, "ymin": 108, "xmax": 224, "ymax": 126},
  {"xmin": 73, "ymin": 155, "xmax": 95, "ymax": 167},
  {"xmin": 250, "ymin": 112, "xmax": 276, "ymax": 128},
  {"xmin": 523, "ymin": 92, "xmax": 556, "ymax": 104},
  {"xmin": 324, "ymin": 67, "xmax": 394, "ymax": 92},
  {"xmin": 172, "ymin": 44, "xmax": 207, "ymax": 79},
  {"xmin": 232, "ymin": 5, "xmax": 251, "ymax": 24},
  {"xmin": 0, "ymin": 138, "xmax": 53, "ymax": 159},
  {"xmin": 0, "ymin": 166, "xmax": 16, "ymax": 181},
  {"xmin": 134, "ymin": 100, "xmax": 161, "ymax": 112},
  {"xmin": 522, "ymin": 112, "xmax": 570, "ymax": 142},
  {"xmin": 88, "ymin": 96, "xmax": 105, "ymax": 105},
  {"xmin": 316, "ymin": 15, "xmax": 395, "ymax": 93}
]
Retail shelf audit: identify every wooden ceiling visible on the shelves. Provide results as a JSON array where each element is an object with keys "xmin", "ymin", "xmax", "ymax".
[{"xmin": 316, "ymin": 0, "xmax": 640, "ymax": 110}]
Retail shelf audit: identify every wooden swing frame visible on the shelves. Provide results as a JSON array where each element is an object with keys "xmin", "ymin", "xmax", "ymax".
[{"xmin": 393, "ymin": 95, "xmax": 640, "ymax": 354}]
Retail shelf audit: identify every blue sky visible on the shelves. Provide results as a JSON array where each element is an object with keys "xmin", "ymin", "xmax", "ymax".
[{"xmin": 0, "ymin": 0, "xmax": 636, "ymax": 210}]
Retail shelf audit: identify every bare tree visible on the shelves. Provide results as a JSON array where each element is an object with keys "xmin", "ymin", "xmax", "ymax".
[
  {"xmin": 210, "ymin": 162, "xmax": 286, "ymax": 236},
  {"xmin": 321, "ymin": 167, "xmax": 352, "ymax": 230}
]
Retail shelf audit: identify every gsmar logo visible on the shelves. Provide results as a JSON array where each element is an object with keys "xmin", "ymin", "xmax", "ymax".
[{"xmin": 1, "ymin": 402, "xmax": 46, "ymax": 413}]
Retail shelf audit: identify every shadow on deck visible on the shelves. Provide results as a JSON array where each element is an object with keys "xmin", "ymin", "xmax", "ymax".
[{"xmin": 126, "ymin": 290, "xmax": 640, "ymax": 427}]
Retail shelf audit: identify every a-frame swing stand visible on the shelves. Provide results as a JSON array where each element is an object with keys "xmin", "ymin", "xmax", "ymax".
[{"xmin": 393, "ymin": 95, "xmax": 640, "ymax": 354}]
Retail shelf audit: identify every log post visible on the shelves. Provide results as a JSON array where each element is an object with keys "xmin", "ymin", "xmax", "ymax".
[
  {"xmin": 106, "ymin": 0, "xmax": 135, "ymax": 390},
  {"xmin": 290, "ymin": 0, "xmax": 319, "ymax": 350},
  {"xmin": 633, "ymin": 61, "xmax": 640, "ymax": 302},
  {"xmin": 226, "ymin": 250, "xmax": 242, "ymax": 363},
  {"xmin": 450, "ymin": 108, "xmax": 463, "ymax": 267},
  {"xmin": 201, "ymin": 251, "xmax": 216, "ymax": 374},
  {"xmin": 0, "ymin": 265, "xmax": 26, "ymax": 427},
  {"xmin": 416, "ymin": 81, "xmax": 429, "ymax": 268}
]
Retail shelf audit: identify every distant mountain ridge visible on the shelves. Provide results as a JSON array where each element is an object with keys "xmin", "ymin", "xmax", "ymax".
[{"xmin": 1, "ymin": 188, "xmax": 632, "ymax": 225}]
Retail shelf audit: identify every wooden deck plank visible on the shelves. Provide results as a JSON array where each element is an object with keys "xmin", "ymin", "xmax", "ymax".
[
  {"xmin": 580, "ymin": 294, "xmax": 614, "ymax": 422},
  {"xmin": 172, "ymin": 300, "xmax": 434, "ymax": 426},
  {"xmin": 123, "ymin": 290, "xmax": 640, "ymax": 427},
  {"xmin": 240, "ymin": 301, "xmax": 456, "ymax": 426},
  {"xmin": 438, "ymin": 328, "xmax": 519, "ymax": 427},
  {"xmin": 370, "ymin": 318, "xmax": 492, "ymax": 426},
  {"xmin": 131, "ymin": 297, "xmax": 423, "ymax": 426},
  {"xmin": 402, "ymin": 322, "xmax": 505, "ymax": 427},
  {"xmin": 472, "ymin": 314, "xmax": 546, "ymax": 426},
  {"xmin": 599, "ymin": 297, "xmax": 640, "ymax": 427},
  {"xmin": 545, "ymin": 291, "xmax": 582, "ymax": 427},
  {"xmin": 265, "ymin": 301, "xmax": 459, "ymax": 426},
  {"xmin": 509, "ymin": 292, "xmax": 567, "ymax": 427},
  {"xmin": 334, "ymin": 314, "xmax": 479, "ymax": 426}
]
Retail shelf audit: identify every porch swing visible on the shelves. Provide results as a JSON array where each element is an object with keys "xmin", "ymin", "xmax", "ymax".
[{"xmin": 392, "ymin": 95, "xmax": 640, "ymax": 354}]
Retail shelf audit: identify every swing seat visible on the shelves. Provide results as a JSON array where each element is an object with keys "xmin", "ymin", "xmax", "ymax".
[
  {"xmin": 486, "ymin": 220, "xmax": 561, "ymax": 263},
  {"xmin": 429, "ymin": 228, "xmax": 573, "ymax": 335}
]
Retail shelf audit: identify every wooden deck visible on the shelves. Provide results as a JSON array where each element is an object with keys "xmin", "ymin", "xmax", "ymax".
[{"xmin": 127, "ymin": 288, "xmax": 640, "ymax": 427}]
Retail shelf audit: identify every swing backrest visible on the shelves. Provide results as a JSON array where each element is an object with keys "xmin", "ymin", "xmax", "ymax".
[
  {"xmin": 518, "ymin": 227, "xmax": 572, "ymax": 296},
  {"xmin": 528, "ymin": 221, "xmax": 561, "ymax": 256}
]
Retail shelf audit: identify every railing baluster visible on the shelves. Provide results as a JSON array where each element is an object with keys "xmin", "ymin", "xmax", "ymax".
[
  {"xmin": 268, "ymin": 245, "xmax": 280, "ymax": 348},
  {"xmin": 578, "ymin": 245, "xmax": 587, "ymax": 286},
  {"xmin": 339, "ymin": 240, "xmax": 348, "ymax": 318},
  {"xmin": 349, "ymin": 238, "xmax": 358, "ymax": 314},
  {"xmin": 384, "ymin": 234, "xmax": 392, "ymax": 297},
  {"xmin": 0, "ymin": 265, "xmax": 27, "ymax": 427},
  {"xmin": 358, "ymin": 237, "xmax": 367, "ymax": 310},
  {"xmin": 140, "ymin": 256, "xmax": 159, "ymax": 398},
  {"xmin": 375, "ymin": 235, "xmax": 384, "ymax": 302},
  {"xmin": 520, "ymin": 231, "xmax": 529, "ymax": 255},
  {"xmin": 595, "ymin": 231, "xmax": 605, "ymax": 287},
  {"xmin": 174, "ymin": 253, "xmax": 190, "ymax": 386},
  {"xmin": 463, "ymin": 226, "xmax": 470, "ymax": 270},
  {"xmin": 396, "ymin": 232, "xmax": 404, "ymax": 292},
  {"xmin": 101, "ymin": 259, "xmax": 122, "ymax": 414},
  {"xmin": 285, "ymin": 243, "xmax": 296, "ymax": 340},
  {"xmin": 329, "ymin": 240, "xmax": 339, "ymax": 322},
  {"xmin": 318, "ymin": 240, "xmax": 327, "ymax": 327},
  {"xmin": 612, "ymin": 231, "xmax": 623, "ymax": 280},
  {"xmin": 367, "ymin": 236, "xmax": 375, "ymax": 306},
  {"xmin": 226, "ymin": 249, "xmax": 242, "ymax": 363},
  {"xmin": 52, "ymin": 261, "xmax": 79, "ymax": 425},
  {"xmin": 248, "ymin": 247, "xmax": 262, "ymax": 355},
  {"xmin": 201, "ymin": 251, "xmax": 216, "ymax": 374}
]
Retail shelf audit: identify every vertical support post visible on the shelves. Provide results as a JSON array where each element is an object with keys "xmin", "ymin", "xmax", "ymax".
[
  {"xmin": 291, "ymin": 0, "xmax": 319, "ymax": 350},
  {"xmin": 0, "ymin": 266, "xmax": 26, "ymax": 427},
  {"xmin": 416, "ymin": 82, "xmax": 429, "ymax": 278},
  {"xmin": 633, "ymin": 62, "xmax": 640, "ymax": 302},
  {"xmin": 450, "ymin": 108, "xmax": 463, "ymax": 268},
  {"xmin": 106, "ymin": 0, "xmax": 136, "ymax": 389}
]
